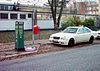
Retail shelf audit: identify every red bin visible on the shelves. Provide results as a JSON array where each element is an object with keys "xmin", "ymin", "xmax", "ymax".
[{"xmin": 33, "ymin": 25, "xmax": 39, "ymax": 35}]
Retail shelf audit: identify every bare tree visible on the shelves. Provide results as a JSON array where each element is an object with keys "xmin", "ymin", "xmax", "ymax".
[{"xmin": 48, "ymin": 0, "xmax": 69, "ymax": 30}]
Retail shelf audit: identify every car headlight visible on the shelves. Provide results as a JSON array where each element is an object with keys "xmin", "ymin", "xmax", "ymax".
[
  {"xmin": 98, "ymin": 33, "xmax": 100, "ymax": 35},
  {"xmin": 50, "ymin": 36, "xmax": 53, "ymax": 39},
  {"xmin": 61, "ymin": 36, "xmax": 66, "ymax": 40}
]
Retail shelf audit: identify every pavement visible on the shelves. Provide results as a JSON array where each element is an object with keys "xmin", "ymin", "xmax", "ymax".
[{"xmin": 0, "ymin": 39, "xmax": 51, "ymax": 61}]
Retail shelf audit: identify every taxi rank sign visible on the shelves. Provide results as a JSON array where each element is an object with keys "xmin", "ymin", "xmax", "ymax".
[{"xmin": 15, "ymin": 21, "xmax": 24, "ymax": 51}]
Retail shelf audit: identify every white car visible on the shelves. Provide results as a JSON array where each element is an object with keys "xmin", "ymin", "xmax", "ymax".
[
  {"xmin": 49, "ymin": 26, "xmax": 97, "ymax": 46},
  {"xmin": 96, "ymin": 30, "xmax": 100, "ymax": 39}
]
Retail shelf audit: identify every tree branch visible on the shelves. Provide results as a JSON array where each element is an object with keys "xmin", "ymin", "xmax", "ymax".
[{"xmin": 57, "ymin": 0, "xmax": 67, "ymax": 27}]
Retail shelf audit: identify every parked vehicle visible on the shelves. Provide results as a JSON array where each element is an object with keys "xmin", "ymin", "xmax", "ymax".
[
  {"xmin": 49, "ymin": 26, "xmax": 97, "ymax": 46},
  {"xmin": 96, "ymin": 30, "xmax": 100, "ymax": 39}
]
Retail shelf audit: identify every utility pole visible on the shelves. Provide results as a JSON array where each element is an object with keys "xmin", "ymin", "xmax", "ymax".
[
  {"xmin": 98, "ymin": 0, "xmax": 100, "ymax": 15},
  {"xmin": 32, "ymin": 0, "xmax": 38, "ymax": 49}
]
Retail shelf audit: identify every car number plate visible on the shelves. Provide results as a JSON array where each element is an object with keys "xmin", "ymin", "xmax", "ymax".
[{"xmin": 53, "ymin": 40, "xmax": 58, "ymax": 43}]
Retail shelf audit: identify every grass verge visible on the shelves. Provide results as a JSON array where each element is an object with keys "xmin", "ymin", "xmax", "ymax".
[{"xmin": 0, "ymin": 30, "xmax": 57, "ymax": 43}]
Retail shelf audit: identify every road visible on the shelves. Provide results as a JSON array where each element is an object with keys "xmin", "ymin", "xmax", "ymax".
[{"xmin": 0, "ymin": 44, "xmax": 100, "ymax": 71}]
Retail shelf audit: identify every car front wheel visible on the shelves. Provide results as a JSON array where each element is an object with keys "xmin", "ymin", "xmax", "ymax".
[
  {"xmin": 68, "ymin": 38, "xmax": 74, "ymax": 47},
  {"xmin": 89, "ymin": 36, "xmax": 94, "ymax": 44}
]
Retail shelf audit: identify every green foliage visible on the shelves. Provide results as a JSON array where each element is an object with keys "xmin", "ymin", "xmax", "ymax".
[
  {"xmin": 72, "ymin": 16, "xmax": 83, "ymax": 26},
  {"xmin": 61, "ymin": 16, "xmax": 82, "ymax": 30},
  {"xmin": 83, "ymin": 18, "xmax": 94, "ymax": 27},
  {"xmin": 61, "ymin": 16, "xmax": 94, "ymax": 30},
  {"xmin": 61, "ymin": 17, "xmax": 74, "ymax": 30}
]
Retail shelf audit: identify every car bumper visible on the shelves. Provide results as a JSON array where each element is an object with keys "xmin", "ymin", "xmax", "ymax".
[
  {"xmin": 49, "ymin": 39, "xmax": 68, "ymax": 45},
  {"xmin": 96, "ymin": 35, "xmax": 100, "ymax": 39}
]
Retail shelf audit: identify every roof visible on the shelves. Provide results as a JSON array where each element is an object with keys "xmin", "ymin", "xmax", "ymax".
[{"xmin": 67, "ymin": 26, "xmax": 84, "ymax": 29}]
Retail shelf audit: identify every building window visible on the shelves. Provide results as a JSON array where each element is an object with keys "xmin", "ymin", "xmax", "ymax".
[
  {"xmin": 28, "ymin": 14, "xmax": 32, "ymax": 18},
  {"xmin": 0, "ymin": 5, "xmax": 8, "ymax": 10},
  {"xmin": 0, "ymin": 13, "xmax": 8, "ymax": 19},
  {"xmin": 8, "ymin": 6, "xmax": 13, "ymax": 10},
  {"xmin": 0, "ymin": 5, "xmax": 1, "ymax": 10},
  {"xmin": 1, "ymin": 5, "xmax": 4, "ymax": 10},
  {"xmin": 20, "ymin": 14, "xmax": 26, "ymax": 19},
  {"xmin": 10, "ymin": 13, "xmax": 17, "ymax": 19},
  {"xmin": 4, "ymin": 5, "xmax": 8, "ymax": 10}
]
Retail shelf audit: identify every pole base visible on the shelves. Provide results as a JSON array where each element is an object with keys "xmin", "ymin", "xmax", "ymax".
[{"xmin": 15, "ymin": 48, "xmax": 25, "ymax": 51}]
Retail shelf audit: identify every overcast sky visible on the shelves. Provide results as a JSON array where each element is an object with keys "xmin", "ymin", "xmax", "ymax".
[
  {"xmin": 0, "ymin": 0, "xmax": 48, "ymax": 6},
  {"xmin": 0, "ymin": 0, "xmax": 98, "ymax": 6}
]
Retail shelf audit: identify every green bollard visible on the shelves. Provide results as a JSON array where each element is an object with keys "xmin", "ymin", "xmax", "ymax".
[{"xmin": 15, "ymin": 21, "xmax": 24, "ymax": 51}]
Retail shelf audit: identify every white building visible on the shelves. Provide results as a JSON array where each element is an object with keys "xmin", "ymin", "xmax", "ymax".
[{"xmin": 0, "ymin": 2, "xmax": 55, "ymax": 31}]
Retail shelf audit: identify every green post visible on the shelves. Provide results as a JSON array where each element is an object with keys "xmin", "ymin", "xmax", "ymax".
[{"xmin": 15, "ymin": 21, "xmax": 24, "ymax": 51}]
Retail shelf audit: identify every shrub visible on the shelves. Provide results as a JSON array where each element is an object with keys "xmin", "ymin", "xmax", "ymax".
[
  {"xmin": 61, "ymin": 16, "xmax": 82, "ymax": 30},
  {"xmin": 61, "ymin": 16, "xmax": 95, "ymax": 30},
  {"xmin": 83, "ymin": 18, "xmax": 94, "ymax": 27}
]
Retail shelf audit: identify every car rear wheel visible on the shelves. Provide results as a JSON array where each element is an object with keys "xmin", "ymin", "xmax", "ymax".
[
  {"xmin": 89, "ymin": 36, "xmax": 94, "ymax": 44},
  {"xmin": 68, "ymin": 38, "xmax": 74, "ymax": 47}
]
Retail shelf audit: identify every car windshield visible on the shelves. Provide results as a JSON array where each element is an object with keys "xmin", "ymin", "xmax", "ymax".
[{"xmin": 63, "ymin": 28, "xmax": 78, "ymax": 33}]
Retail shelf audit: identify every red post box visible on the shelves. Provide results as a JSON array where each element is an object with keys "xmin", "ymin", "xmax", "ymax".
[{"xmin": 33, "ymin": 25, "xmax": 39, "ymax": 35}]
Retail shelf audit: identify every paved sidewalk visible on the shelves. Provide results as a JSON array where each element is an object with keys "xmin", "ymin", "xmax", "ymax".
[
  {"xmin": 0, "ymin": 39, "xmax": 51, "ymax": 61},
  {"xmin": 24, "ymin": 39, "xmax": 51, "ymax": 48}
]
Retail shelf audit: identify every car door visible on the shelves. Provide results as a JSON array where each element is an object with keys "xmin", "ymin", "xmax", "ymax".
[
  {"xmin": 83, "ymin": 27, "xmax": 91, "ymax": 41},
  {"xmin": 76, "ymin": 28, "xmax": 85, "ymax": 43}
]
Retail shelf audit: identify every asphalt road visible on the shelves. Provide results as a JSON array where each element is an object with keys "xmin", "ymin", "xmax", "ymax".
[{"xmin": 0, "ymin": 44, "xmax": 100, "ymax": 71}]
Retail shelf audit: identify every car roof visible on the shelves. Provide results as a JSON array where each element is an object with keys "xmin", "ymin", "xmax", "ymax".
[{"xmin": 67, "ymin": 26, "xmax": 85, "ymax": 29}]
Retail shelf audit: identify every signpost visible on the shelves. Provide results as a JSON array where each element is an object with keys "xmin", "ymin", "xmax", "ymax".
[
  {"xmin": 32, "ymin": 9, "xmax": 37, "ymax": 45},
  {"xmin": 15, "ymin": 21, "xmax": 24, "ymax": 51}
]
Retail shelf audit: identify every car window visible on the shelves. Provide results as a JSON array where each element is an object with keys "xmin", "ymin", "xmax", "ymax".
[
  {"xmin": 63, "ymin": 28, "xmax": 78, "ymax": 33},
  {"xmin": 78, "ymin": 28, "xmax": 84, "ymax": 34},
  {"xmin": 83, "ymin": 27, "xmax": 91, "ymax": 33}
]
